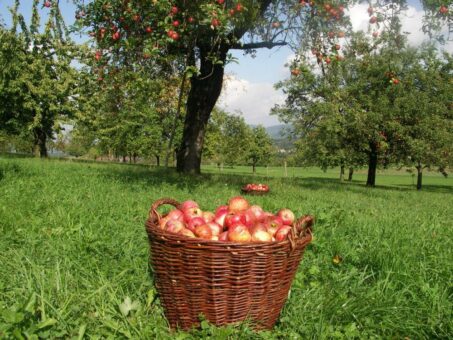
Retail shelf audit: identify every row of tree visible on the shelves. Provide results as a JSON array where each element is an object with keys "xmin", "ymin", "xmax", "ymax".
[{"xmin": 272, "ymin": 33, "xmax": 453, "ymax": 189}]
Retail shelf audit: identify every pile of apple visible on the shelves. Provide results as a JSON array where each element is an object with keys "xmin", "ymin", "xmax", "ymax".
[
  {"xmin": 157, "ymin": 196, "xmax": 312, "ymax": 243},
  {"xmin": 242, "ymin": 183, "xmax": 269, "ymax": 193}
]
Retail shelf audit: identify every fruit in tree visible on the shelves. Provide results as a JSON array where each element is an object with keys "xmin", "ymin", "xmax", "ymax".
[
  {"xmin": 170, "ymin": 6, "xmax": 178, "ymax": 15},
  {"xmin": 172, "ymin": 20, "xmax": 180, "ymax": 27},
  {"xmin": 369, "ymin": 16, "xmax": 378, "ymax": 24},
  {"xmin": 217, "ymin": 0, "xmax": 225, "ymax": 4},
  {"xmin": 277, "ymin": 208, "xmax": 295, "ymax": 225},
  {"xmin": 228, "ymin": 196, "xmax": 249, "ymax": 213},
  {"xmin": 145, "ymin": 26, "xmax": 153, "ymax": 33},
  {"xmin": 95, "ymin": 51, "xmax": 102, "ymax": 61},
  {"xmin": 112, "ymin": 31, "xmax": 121, "ymax": 41},
  {"xmin": 211, "ymin": 18, "xmax": 220, "ymax": 27},
  {"xmin": 291, "ymin": 68, "xmax": 301, "ymax": 76},
  {"xmin": 439, "ymin": 5, "xmax": 448, "ymax": 14},
  {"xmin": 44, "ymin": 1, "xmax": 51, "ymax": 8},
  {"xmin": 228, "ymin": 225, "xmax": 252, "ymax": 243},
  {"xmin": 367, "ymin": 6, "xmax": 374, "ymax": 15},
  {"xmin": 236, "ymin": 3, "xmax": 243, "ymax": 12}
]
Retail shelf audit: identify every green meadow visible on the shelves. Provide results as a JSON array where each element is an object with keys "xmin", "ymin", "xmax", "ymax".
[{"xmin": 0, "ymin": 156, "xmax": 452, "ymax": 339}]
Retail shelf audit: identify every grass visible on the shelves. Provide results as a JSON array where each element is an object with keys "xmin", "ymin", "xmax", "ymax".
[{"xmin": 0, "ymin": 156, "xmax": 452, "ymax": 339}]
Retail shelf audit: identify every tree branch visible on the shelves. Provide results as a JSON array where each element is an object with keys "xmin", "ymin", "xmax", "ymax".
[{"xmin": 231, "ymin": 40, "xmax": 287, "ymax": 50}]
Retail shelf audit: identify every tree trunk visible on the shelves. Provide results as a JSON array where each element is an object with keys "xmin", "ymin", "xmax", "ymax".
[
  {"xmin": 416, "ymin": 162, "xmax": 423, "ymax": 190},
  {"xmin": 340, "ymin": 164, "xmax": 345, "ymax": 181},
  {"xmin": 155, "ymin": 154, "xmax": 160, "ymax": 167},
  {"xmin": 123, "ymin": 155, "xmax": 126, "ymax": 163},
  {"xmin": 366, "ymin": 142, "xmax": 378, "ymax": 187},
  {"xmin": 252, "ymin": 163, "xmax": 256, "ymax": 174},
  {"xmin": 133, "ymin": 153, "xmax": 137, "ymax": 163},
  {"xmin": 176, "ymin": 45, "xmax": 228, "ymax": 174},
  {"xmin": 34, "ymin": 128, "xmax": 48, "ymax": 158},
  {"xmin": 348, "ymin": 167, "xmax": 354, "ymax": 181}
]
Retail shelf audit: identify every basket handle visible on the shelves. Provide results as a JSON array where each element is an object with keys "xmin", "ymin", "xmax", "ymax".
[
  {"xmin": 288, "ymin": 215, "xmax": 314, "ymax": 251},
  {"xmin": 148, "ymin": 198, "xmax": 181, "ymax": 222}
]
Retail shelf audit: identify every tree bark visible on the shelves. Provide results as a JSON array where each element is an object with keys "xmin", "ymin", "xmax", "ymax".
[
  {"xmin": 252, "ymin": 163, "xmax": 256, "ymax": 174},
  {"xmin": 34, "ymin": 128, "xmax": 48, "ymax": 158},
  {"xmin": 176, "ymin": 45, "xmax": 229, "ymax": 174},
  {"xmin": 366, "ymin": 142, "xmax": 378, "ymax": 187},
  {"xmin": 416, "ymin": 162, "xmax": 423, "ymax": 190},
  {"xmin": 348, "ymin": 167, "xmax": 354, "ymax": 181},
  {"xmin": 340, "ymin": 164, "xmax": 345, "ymax": 181},
  {"xmin": 155, "ymin": 154, "xmax": 160, "ymax": 167}
]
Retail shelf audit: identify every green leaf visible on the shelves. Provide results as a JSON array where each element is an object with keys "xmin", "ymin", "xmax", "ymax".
[
  {"xmin": 36, "ymin": 318, "xmax": 57, "ymax": 330},
  {"xmin": 2, "ymin": 310, "xmax": 24, "ymax": 324},
  {"xmin": 77, "ymin": 323, "xmax": 87, "ymax": 340},
  {"xmin": 119, "ymin": 297, "xmax": 140, "ymax": 317}
]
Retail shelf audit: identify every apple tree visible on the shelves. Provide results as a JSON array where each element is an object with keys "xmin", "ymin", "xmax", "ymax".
[
  {"xmin": 391, "ymin": 45, "xmax": 453, "ymax": 190},
  {"xmin": 203, "ymin": 108, "xmax": 252, "ymax": 168},
  {"xmin": 75, "ymin": 0, "xmax": 355, "ymax": 173},
  {"xmin": 0, "ymin": 0, "xmax": 79, "ymax": 157}
]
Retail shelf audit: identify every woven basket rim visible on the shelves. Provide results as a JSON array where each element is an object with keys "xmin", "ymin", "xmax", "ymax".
[{"xmin": 145, "ymin": 198, "xmax": 313, "ymax": 250}]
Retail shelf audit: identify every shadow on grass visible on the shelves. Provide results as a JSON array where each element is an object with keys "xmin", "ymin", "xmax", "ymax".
[{"xmin": 97, "ymin": 164, "xmax": 453, "ymax": 195}]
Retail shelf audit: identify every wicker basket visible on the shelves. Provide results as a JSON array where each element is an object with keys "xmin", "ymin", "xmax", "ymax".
[{"xmin": 145, "ymin": 198, "xmax": 313, "ymax": 331}]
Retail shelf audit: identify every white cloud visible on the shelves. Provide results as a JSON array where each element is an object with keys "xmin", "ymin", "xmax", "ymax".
[{"xmin": 218, "ymin": 74, "xmax": 285, "ymax": 127}]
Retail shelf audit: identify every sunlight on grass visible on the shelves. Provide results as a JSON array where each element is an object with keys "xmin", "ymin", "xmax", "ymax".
[{"xmin": 0, "ymin": 157, "xmax": 452, "ymax": 338}]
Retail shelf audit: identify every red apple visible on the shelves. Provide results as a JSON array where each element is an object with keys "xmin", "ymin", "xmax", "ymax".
[
  {"xmin": 195, "ymin": 224, "xmax": 213, "ymax": 239},
  {"xmin": 159, "ymin": 216, "xmax": 171, "ymax": 230},
  {"xmin": 180, "ymin": 200, "xmax": 199, "ymax": 211},
  {"xmin": 224, "ymin": 213, "xmax": 245, "ymax": 229},
  {"xmin": 202, "ymin": 211, "xmax": 215, "ymax": 223},
  {"xmin": 187, "ymin": 217, "xmax": 205, "ymax": 232},
  {"xmin": 219, "ymin": 231, "xmax": 228, "ymax": 241},
  {"xmin": 165, "ymin": 220, "xmax": 185, "ymax": 234},
  {"xmin": 242, "ymin": 210, "xmax": 256, "ymax": 228},
  {"xmin": 277, "ymin": 209, "xmax": 295, "ymax": 226},
  {"xmin": 275, "ymin": 225, "xmax": 292, "ymax": 241},
  {"xmin": 179, "ymin": 228, "xmax": 196, "ymax": 238},
  {"xmin": 214, "ymin": 210, "xmax": 228, "ymax": 227},
  {"xmin": 44, "ymin": 1, "xmax": 51, "ymax": 8},
  {"xmin": 369, "ymin": 16, "xmax": 377, "ymax": 24},
  {"xmin": 266, "ymin": 215, "xmax": 284, "ymax": 230},
  {"xmin": 167, "ymin": 209, "xmax": 184, "ymax": 221},
  {"xmin": 205, "ymin": 222, "xmax": 222, "ymax": 236},
  {"xmin": 145, "ymin": 26, "xmax": 153, "ymax": 33},
  {"xmin": 183, "ymin": 207, "xmax": 203, "ymax": 222},
  {"xmin": 170, "ymin": 6, "xmax": 179, "ymax": 15},
  {"xmin": 249, "ymin": 223, "xmax": 268, "ymax": 234},
  {"xmin": 215, "ymin": 205, "xmax": 228, "ymax": 215},
  {"xmin": 251, "ymin": 230, "xmax": 273, "ymax": 242},
  {"xmin": 228, "ymin": 196, "xmax": 250, "ymax": 213},
  {"xmin": 267, "ymin": 226, "xmax": 278, "ymax": 237},
  {"xmin": 217, "ymin": 0, "xmax": 225, "ymax": 4},
  {"xmin": 247, "ymin": 205, "xmax": 265, "ymax": 222},
  {"xmin": 172, "ymin": 20, "xmax": 180, "ymax": 27},
  {"xmin": 236, "ymin": 3, "xmax": 243, "ymax": 12},
  {"xmin": 112, "ymin": 31, "xmax": 121, "ymax": 41},
  {"xmin": 228, "ymin": 225, "xmax": 251, "ymax": 243}
]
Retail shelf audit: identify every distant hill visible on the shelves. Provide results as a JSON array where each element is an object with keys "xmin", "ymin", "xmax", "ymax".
[{"xmin": 265, "ymin": 124, "xmax": 291, "ymax": 139}]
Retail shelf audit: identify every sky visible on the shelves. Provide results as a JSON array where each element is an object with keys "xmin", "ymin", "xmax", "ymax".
[{"xmin": 1, "ymin": 0, "xmax": 451, "ymax": 127}]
